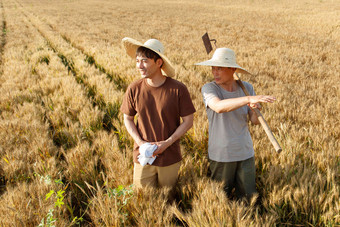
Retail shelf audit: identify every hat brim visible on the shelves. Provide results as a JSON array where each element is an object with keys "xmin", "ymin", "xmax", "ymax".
[
  {"xmin": 195, "ymin": 60, "xmax": 250, "ymax": 75},
  {"xmin": 122, "ymin": 37, "xmax": 175, "ymax": 77}
]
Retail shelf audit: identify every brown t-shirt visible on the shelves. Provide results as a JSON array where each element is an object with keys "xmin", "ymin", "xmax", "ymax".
[{"xmin": 120, "ymin": 77, "xmax": 196, "ymax": 166}]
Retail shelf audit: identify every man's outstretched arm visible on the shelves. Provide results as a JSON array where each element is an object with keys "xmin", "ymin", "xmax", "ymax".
[{"xmin": 207, "ymin": 95, "xmax": 276, "ymax": 113}]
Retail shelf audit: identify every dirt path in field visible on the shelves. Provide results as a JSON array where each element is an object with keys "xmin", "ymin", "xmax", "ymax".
[{"xmin": 0, "ymin": 1, "xmax": 6, "ymax": 75}]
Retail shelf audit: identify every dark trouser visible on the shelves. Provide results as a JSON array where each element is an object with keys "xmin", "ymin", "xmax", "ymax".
[{"xmin": 208, "ymin": 156, "xmax": 257, "ymax": 200}]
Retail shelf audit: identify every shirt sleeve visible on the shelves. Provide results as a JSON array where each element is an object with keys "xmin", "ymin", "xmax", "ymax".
[
  {"xmin": 120, "ymin": 85, "xmax": 137, "ymax": 116},
  {"xmin": 248, "ymin": 83, "xmax": 256, "ymax": 96},
  {"xmin": 244, "ymin": 82, "xmax": 256, "ymax": 113},
  {"xmin": 201, "ymin": 83, "xmax": 219, "ymax": 108},
  {"xmin": 179, "ymin": 85, "xmax": 196, "ymax": 117}
]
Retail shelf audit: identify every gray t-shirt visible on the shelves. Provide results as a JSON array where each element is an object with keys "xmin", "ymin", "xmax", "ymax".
[{"xmin": 201, "ymin": 81, "xmax": 255, "ymax": 162}]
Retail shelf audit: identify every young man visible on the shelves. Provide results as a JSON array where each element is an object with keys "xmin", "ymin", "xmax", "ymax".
[
  {"xmin": 120, "ymin": 37, "xmax": 196, "ymax": 190},
  {"xmin": 196, "ymin": 48, "xmax": 276, "ymax": 200}
]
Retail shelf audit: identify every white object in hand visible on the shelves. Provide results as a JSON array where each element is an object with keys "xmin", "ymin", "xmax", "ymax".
[{"xmin": 138, "ymin": 143, "xmax": 158, "ymax": 166}]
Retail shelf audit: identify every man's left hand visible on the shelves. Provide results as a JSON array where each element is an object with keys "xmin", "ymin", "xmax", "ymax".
[
  {"xmin": 248, "ymin": 103, "xmax": 262, "ymax": 110},
  {"xmin": 152, "ymin": 140, "xmax": 172, "ymax": 157}
]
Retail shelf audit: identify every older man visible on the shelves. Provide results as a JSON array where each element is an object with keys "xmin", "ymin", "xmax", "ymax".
[{"xmin": 196, "ymin": 48, "xmax": 276, "ymax": 200}]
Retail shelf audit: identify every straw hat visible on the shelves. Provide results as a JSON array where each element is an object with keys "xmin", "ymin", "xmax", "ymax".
[
  {"xmin": 122, "ymin": 37, "xmax": 175, "ymax": 77},
  {"xmin": 195, "ymin": 48, "xmax": 250, "ymax": 74}
]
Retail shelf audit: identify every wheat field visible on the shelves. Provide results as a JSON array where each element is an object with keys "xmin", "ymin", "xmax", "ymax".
[{"xmin": 0, "ymin": 0, "xmax": 339, "ymax": 226}]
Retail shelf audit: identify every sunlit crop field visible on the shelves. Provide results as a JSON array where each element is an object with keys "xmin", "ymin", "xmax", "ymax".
[{"xmin": 0, "ymin": 0, "xmax": 339, "ymax": 225}]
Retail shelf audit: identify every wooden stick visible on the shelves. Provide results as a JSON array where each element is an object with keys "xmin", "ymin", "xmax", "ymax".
[{"xmin": 235, "ymin": 73, "xmax": 282, "ymax": 153}]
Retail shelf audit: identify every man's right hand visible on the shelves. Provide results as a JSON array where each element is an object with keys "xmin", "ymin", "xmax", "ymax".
[{"xmin": 248, "ymin": 95, "xmax": 276, "ymax": 105}]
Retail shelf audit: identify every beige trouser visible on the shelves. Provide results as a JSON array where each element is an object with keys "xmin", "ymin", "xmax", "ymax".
[{"xmin": 133, "ymin": 161, "xmax": 181, "ymax": 188}]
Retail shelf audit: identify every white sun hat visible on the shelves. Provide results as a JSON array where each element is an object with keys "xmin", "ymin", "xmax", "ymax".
[
  {"xmin": 195, "ymin": 48, "xmax": 250, "ymax": 74},
  {"xmin": 122, "ymin": 37, "xmax": 175, "ymax": 77}
]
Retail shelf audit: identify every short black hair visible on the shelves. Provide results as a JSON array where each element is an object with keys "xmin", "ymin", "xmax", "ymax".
[{"xmin": 136, "ymin": 46, "xmax": 163, "ymax": 66}]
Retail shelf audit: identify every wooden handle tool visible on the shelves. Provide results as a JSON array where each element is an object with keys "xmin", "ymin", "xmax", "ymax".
[{"xmin": 235, "ymin": 73, "xmax": 282, "ymax": 153}]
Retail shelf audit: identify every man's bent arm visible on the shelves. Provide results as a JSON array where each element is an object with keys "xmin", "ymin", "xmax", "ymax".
[
  {"xmin": 123, "ymin": 114, "xmax": 145, "ymax": 147},
  {"xmin": 152, "ymin": 113, "xmax": 194, "ymax": 157},
  {"xmin": 208, "ymin": 95, "xmax": 275, "ymax": 113}
]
